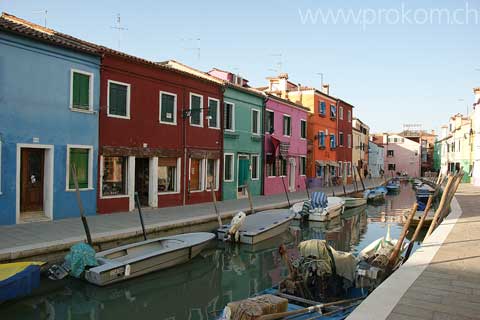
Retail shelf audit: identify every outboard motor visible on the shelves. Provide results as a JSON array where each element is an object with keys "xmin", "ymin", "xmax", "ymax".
[{"xmin": 226, "ymin": 211, "xmax": 246, "ymax": 242}]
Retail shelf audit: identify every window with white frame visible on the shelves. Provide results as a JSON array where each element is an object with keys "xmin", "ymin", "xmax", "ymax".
[
  {"xmin": 158, "ymin": 158, "xmax": 180, "ymax": 193},
  {"xmin": 251, "ymin": 109, "xmax": 260, "ymax": 135},
  {"xmin": 339, "ymin": 132, "xmax": 344, "ymax": 146},
  {"xmin": 102, "ymin": 156, "xmax": 128, "ymax": 196},
  {"xmin": 108, "ymin": 80, "xmax": 130, "ymax": 118},
  {"xmin": 224, "ymin": 102, "xmax": 235, "ymax": 131},
  {"xmin": 300, "ymin": 120, "xmax": 307, "ymax": 139},
  {"xmin": 70, "ymin": 69, "xmax": 93, "ymax": 111},
  {"xmin": 347, "ymin": 162, "xmax": 352, "ymax": 176},
  {"xmin": 251, "ymin": 155, "xmax": 259, "ymax": 180},
  {"xmin": 224, "ymin": 153, "xmax": 234, "ymax": 182},
  {"xmin": 338, "ymin": 161, "xmax": 343, "ymax": 177},
  {"xmin": 189, "ymin": 93, "xmax": 203, "ymax": 127},
  {"xmin": 283, "ymin": 115, "xmax": 291, "ymax": 136},
  {"xmin": 339, "ymin": 106, "xmax": 344, "ymax": 120},
  {"xmin": 206, "ymin": 158, "xmax": 219, "ymax": 190},
  {"xmin": 67, "ymin": 145, "xmax": 93, "ymax": 190},
  {"xmin": 208, "ymin": 98, "xmax": 220, "ymax": 129},
  {"xmin": 266, "ymin": 155, "xmax": 276, "ymax": 177},
  {"xmin": 300, "ymin": 156, "xmax": 306, "ymax": 176},
  {"xmin": 330, "ymin": 105, "xmax": 336, "ymax": 119},
  {"xmin": 347, "ymin": 110, "xmax": 352, "ymax": 122},
  {"xmin": 279, "ymin": 158, "xmax": 287, "ymax": 176},
  {"xmin": 266, "ymin": 110, "xmax": 274, "ymax": 134},
  {"xmin": 189, "ymin": 158, "xmax": 204, "ymax": 191},
  {"xmin": 159, "ymin": 91, "xmax": 177, "ymax": 125},
  {"xmin": 348, "ymin": 134, "xmax": 352, "ymax": 148}
]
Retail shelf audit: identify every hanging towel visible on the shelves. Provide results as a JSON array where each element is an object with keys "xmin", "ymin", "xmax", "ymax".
[{"xmin": 311, "ymin": 192, "xmax": 328, "ymax": 209}]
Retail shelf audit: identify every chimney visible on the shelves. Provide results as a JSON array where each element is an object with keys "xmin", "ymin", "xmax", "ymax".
[
  {"xmin": 278, "ymin": 73, "xmax": 289, "ymax": 99},
  {"xmin": 474, "ymin": 87, "xmax": 480, "ymax": 109},
  {"xmin": 322, "ymin": 84, "xmax": 330, "ymax": 95}
]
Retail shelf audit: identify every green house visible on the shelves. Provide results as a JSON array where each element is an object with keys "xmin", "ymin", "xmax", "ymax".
[{"xmin": 209, "ymin": 69, "xmax": 265, "ymax": 200}]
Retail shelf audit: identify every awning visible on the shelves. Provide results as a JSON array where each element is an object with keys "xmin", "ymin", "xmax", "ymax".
[
  {"xmin": 316, "ymin": 160, "xmax": 326, "ymax": 166},
  {"xmin": 279, "ymin": 142, "xmax": 290, "ymax": 159}
]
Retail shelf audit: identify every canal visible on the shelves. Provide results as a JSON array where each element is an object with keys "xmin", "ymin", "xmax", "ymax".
[{"xmin": 2, "ymin": 182, "xmax": 421, "ymax": 320}]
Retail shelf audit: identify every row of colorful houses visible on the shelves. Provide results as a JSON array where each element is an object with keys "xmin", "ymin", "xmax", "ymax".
[{"xmin": 0, "ymin": 13, "xmax": 369, "ymax": 225}]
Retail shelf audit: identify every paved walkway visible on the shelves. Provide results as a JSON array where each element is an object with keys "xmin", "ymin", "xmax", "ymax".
[
  {"xmin": 348, "ymin": 183, "xmax": 480, "ymax": 320},
  {"xmin": 0, "ymin": 179, "xmax": 384, "ymax": 262}
]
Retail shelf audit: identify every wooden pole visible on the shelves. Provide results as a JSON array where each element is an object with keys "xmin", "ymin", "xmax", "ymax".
[
  {"xmin": 387, "ymin": 203, "xmax": 417, "ymax": 270},
  {"xmin": 71, "ymin": 165, "xmax": 93, "ymax": 246},
  {"xmin": 352, "ymin": 165, "xmax": 359, "ymax": 192},
  {"xmin": 435, "ymin": 171, "xmax": 464, "ymax": 229},
  {"xmin": 134, "ymin": 192, "xmax": 147, "ymax": 241},
  {"xmin": 330, "ymin": 177, "xmax": 336, "ymax": 196},
  {"xmin": 245, "ymin": 183, "xmax": 255, "ymax": 214},
  {"xmin": 356, "ymin": 165, "xmax": 366, "ymax": 191},
  {"xmin": 425, "ymin": 174, "xmax": 455, "ymax": 238},
  {"xmin": 210, "ymin": 182, "xmax": 222, "ymax": 227},
  {"xmin": 404, "ymin": 194, "xmax": 433, "ymax": 260},
  {"xmin": 281, "ymin": 176, "xmax": 291, "ymax": 207},
  {"xmin": 304, "ymin": 177, "xmax": 311, "ymax": 200},
  {"xmin": 342, "ymin": 180, "xmax": 347, "ymax": 197}
]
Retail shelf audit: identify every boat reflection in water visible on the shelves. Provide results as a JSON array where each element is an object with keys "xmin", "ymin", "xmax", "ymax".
[{"xmin": 2, "ymin": 184, "xmax": 418, "ymax": 320}]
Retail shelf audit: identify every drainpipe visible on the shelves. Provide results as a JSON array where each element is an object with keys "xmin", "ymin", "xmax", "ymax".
[
  {"xmin": 219, "ymin": 85, "xmax": 225, "ymax": 200},
  {"xmin": 261, "ymin": 95, "xmax": 269, "ymax": 195},
  {"xmin": 182, "ymin": 87, "xmax": 187, "ymax": 206}
]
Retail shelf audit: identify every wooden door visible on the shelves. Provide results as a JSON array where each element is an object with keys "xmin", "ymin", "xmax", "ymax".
[
  {"xmin": 20, "ymin": 148, "xmax": 44, "ymax": 212},
  {"xmin": 190, "ymin": 159, "xmax": 200, "ymax": 191},
  {"xmin": 135, "ymin": 158, "xmax": 150, "ymax": 206}
]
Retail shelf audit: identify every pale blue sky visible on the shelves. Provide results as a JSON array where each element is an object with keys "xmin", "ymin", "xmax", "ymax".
[{"xmin": 2, "ymin": 0, "xmax": 479, "ymax": 133}]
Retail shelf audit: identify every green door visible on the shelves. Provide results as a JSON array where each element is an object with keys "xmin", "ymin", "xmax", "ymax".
[{"xmin": 238, "ymin": 157, "xmax": 250, "ymax": 187}]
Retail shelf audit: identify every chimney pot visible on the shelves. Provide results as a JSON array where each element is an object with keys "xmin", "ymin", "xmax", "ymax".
[{"xmin": 322, "ymin": 84, "xmax": 330, "ymax": 95}]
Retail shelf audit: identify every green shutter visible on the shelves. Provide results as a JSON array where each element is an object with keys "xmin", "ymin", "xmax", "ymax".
[
  {"xmin": 161, "ymin": 93, "xmax": 175, "ymax": 123},
  {"xmin": 109, "ymin": 83, "xmax": 127, "ymax": 116},
  {"xmin": 190, "ymin": 95, "xmax": 202, "ymax": 125},
  {"xmin": 208, "ymin": 99, "xmax": 218, "ymax": 127},
  {"xmin": 69, "ymin": 148, "xmax": 89, "ymax": 189},
  {"xmin": 72, "ymin": 72, "xmax": 90, "ymax": 110}
]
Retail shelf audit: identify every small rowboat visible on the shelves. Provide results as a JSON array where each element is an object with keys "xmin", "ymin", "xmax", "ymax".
[
  {"xmin": 342, "ymin": 197, "xmax": 367, "ymax": 209},
  {"xmin": 291, "ymin": 197, "xmax": 345, "ymax": 222},
  {"xmin": 0, "ymin": 262, "xmax": 44, "ymax": 302},
  {"xmin": 405, "ymin": 210, "xmax": 435, "ymax": 228},
  {"xmin": 84, "ymin": 232, "xmax": 215, "ymax": 286},
  {"xmin": 217, "ymin": 209, "xmax": 294, "ymax": 245}
]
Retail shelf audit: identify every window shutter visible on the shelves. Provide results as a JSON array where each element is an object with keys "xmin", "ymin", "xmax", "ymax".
[
  {"xmin": 110, "ymin": 83, "xmax": 127, "ymax": 116},
  {"xmin": 161, "ymin": 93, "xmax": 175, "ymax": 122},
  {"xmin": 69, "ymin": 148, "xmax": 89, "ymax": 189}
]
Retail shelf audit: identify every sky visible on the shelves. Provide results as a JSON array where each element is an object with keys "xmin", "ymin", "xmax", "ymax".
[{"xmin": 1, "ymin": 0, "xmax": 479, "ymax": 133}]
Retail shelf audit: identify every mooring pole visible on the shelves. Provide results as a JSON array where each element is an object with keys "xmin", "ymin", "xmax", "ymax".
[
  {"xmin": 210, "ymin": 182, "xmax": 222, "ymax": 227},
  {"xmin": 245, "ymin": 183, "xmax": 255, "ymax": 215},
  {"xmin": 304, "ymin": 177, "xmax": 311, "ymax": 200},
  {"xmin": 71, "ymin": 165, "xmax": 93, "ymax": 246},
  {"xmin": 281, "ymin": 176, "xmax": 291, "ymax": 207},
  {"xmin": 135, "ymin": 192, "xmax": 147, "ymax": 241}
]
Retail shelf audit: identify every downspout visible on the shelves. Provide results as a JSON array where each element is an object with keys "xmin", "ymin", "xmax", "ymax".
[
  {"xmin": 182, "ymin": 87, "xmax": 187, "ymax": 206},
  {"xmin": 219, "ymin": 84, "xmax": 226, "ymax": 200},
  {"xmin": 262, "ymin": 95, "xmax": 269, "ymax": 195}
]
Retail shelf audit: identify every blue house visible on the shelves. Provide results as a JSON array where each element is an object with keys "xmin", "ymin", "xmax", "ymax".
[{"xmin": 0, "ymin": 13, "xmax": 100, "ymax": 224}]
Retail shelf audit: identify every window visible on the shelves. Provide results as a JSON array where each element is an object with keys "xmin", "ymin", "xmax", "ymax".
[
  {"xmin": 330, "ymin": 105, "xmax": 337, "ymax": 119},
  {"xmin": 206, "ymin": 159, "xmax": 219, "ymax": 190},
  {"xmin": 102, "ymin": 156, "xmax": 127, "ymax": 196},
  {"xmin": 348, "ymin": 134, "xmax": 352, "ymax": 148},
  {"xmin": 347, "ymin": 162, "xmax": 352, "ymax": 176},
  {"xmin": 159, "ymin": 91, "xmax": 177, "ymax": 125},
  {"xmin": 224, "ymin": 153, "xmax": 234, "ymax": 182},
  {"xmin": 266, "ymin": 110, "xmax": 274, "ymax": 134},
  {"xmin": 283, "ymin": 115, "xmax": 291, "ymax": 136},
  {"xmin": 67, "ymin": 146, "xmax": 93, "ymax": 190},
  {"xmin": 388, "ymin": 163, "xmax": 396, "ymax": 171},
  {"xmin": 338, "ymin": 162, "xmax": 343, "ymax": 177},
  {"xmin": 347, "ymin": 110, "xmax": 351, "ymax": 122},
  {"xmin": 108, "ymin": 80, "xmax": 130, "ymax": 118},
  {"xmin": 208, "ymin": 98, "xmax": 220, "ymax": 129},
  {"xmin": 330, "ymin": 134, "xmax": 336, "ymax": 149},
  {"xmin": 70, "ymin": 69, "xmax": 93, "ymax": 111},
  {"xmin": 189, "ymin": 158, "xmax": 203, "ymax": 191},
  {"xmin": 251, "ymin": 155, "xmax": 259, "ymax": 180},
  {"xmin": 339, "ymin": 106, "xmax": 344, "ymax": 120},
  {"xmin": 158, "ymin": 158, "xmax": 179, "ymax": 193},
  {"xmin": 251, "ymin": 109, "xmax": 260, "ymax": 134},
  {"xmin": 300, "ymin": 120, "xmax": 307, "ymax": 139},
  {"xmin": 300, "ymin": 156, "xmax": 306, "ymax": 176},
  {"xmin": 319, "ymin": 131, "xmax": 326, "ymax": 148},
  {"xmin": 387, "ymin": 150, "xmax": 394, "ymax": 157},
  {"xmin": 339, "ymin": 132, "xmax": 344, "ymax": 146},
  {"xmin": 319, "ymin": 101, "xmax": 326, "ymax": 115},
  {"xmin": 224, "ymin": 102, "xmax": 235, "ymax": 131},
  {"xmin": 279, "ymin": 158, "xmax": 287, "ymax": 176},
  {"xmin": 266, "ymin": 155, "xmax": 276, "ymax": 177},
  {"xmin": 189, "ymin": 93, "xmax": 203, "ymax": 127}
]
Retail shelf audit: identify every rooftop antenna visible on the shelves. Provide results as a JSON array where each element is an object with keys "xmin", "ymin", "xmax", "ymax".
[
  {"xmin": 316, "ymin": 72, "xmax": 324, "ymax": 88},
  {"xmin": 270, "ymin": 53, "xmax": 283, "ymax": 73},
  {"xmin": 33, "ymin": 10, "xmax": 48, "ymax": 28},
  {"xmin": 111, "ymin": 14, "xmax": 128, "ymax": 49},
  {"xmin": 458, "ymin": 98, "xmax": 467, "ymax": 116},
  {"xmin": 182, "ymin": 38, "xmax": 201, "ymax": 60}
]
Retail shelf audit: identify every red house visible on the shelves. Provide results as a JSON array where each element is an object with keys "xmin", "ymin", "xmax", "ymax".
[
  {"xmin": 98, "ymin": 52, "xmax": 223, "ymax": 213},
  {"xmin": 336, "ymin": 99, "xmax": 354, "ymax": 184}
]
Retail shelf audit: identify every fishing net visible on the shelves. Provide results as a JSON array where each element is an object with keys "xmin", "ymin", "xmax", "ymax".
[
  {"xmin": 223, "ymin": 294, "xmax": 288, "ymax": 320},
  {"xmin": 65, "ymin": 243, "xmax": 98, "ymax": 278}
]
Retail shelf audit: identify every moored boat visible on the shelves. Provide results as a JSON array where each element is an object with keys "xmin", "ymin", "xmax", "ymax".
[
  {"xmin": 291, "ymin": 195, "xmax": 345, "ymax": 222},
  {"xmin": 342, "ymin": 197, "xmax": 367, "ymax": 209},
  {"xmin": 84, "ymin": 232, "xmax": 215, "ymax": 286},
  {"xmin": 217, "ymin": 209, "xmax": 294, "ymax": 245},
  {"xmin": 0, "ymin": 262, "xmax": 44, "ymax": 302}
]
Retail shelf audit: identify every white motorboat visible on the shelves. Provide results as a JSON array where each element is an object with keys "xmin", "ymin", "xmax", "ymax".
[
  {"xmin": 342, "ymin": 197, "xmax": 367, "ymax": 209},
  {"xmin": 291, "ymin": 197, "xmax": 345, "ymax": 222}
]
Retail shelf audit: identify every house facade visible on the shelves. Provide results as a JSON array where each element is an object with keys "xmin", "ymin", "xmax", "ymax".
[
  {"xmin": 400, "ymin": 127, "xmax": 437, "ymax": 176},
  {"xmin": 207, "ymin": 69, "xmax": 265, "ymax": 200},
  {"xmin": 471, "ymin": 87, "xmax": 480, "ymax": 186},
  {"xmin": 263, "ymin": 95, "xmax": 308, "ymax": 195},
  {"xmin": 382, "ymin": 134, "xmax": 421, "ymax": 177},
  {"xmin": 336, "ymin": 99, "xmax": 354, "ymax": 184},
  {"xmin": 352, "ymin": 118, "xmax": 370, "ymax": 178},
  {"xmin": 0, "ymin": 14, "xmax": 100, "ymax": 224},
  {"xmin": 97, "ymin": 58, "xmax": 224, "ymax": 213},
  {"xmin": 368, "ymin": 140, "xmax": 384, "ymax": 178}
]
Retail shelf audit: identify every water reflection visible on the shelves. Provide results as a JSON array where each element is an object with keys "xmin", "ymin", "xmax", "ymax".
[{"xmin": 2, "ymin": 183, "xmax": 419, "ymax": 320}]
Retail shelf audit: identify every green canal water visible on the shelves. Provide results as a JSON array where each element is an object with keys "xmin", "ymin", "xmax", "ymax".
[{"xmin": 2, "ymin": 182, "xmax": 422, "ymax": 320}]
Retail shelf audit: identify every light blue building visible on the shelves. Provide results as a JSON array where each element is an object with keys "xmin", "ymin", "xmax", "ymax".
[{"xmin": 0, "ymin": 14, "xmax": 100, "ymax": 224}]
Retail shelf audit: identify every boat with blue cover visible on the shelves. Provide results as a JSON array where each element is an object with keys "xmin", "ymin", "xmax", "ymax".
[
  {"xmin": 0, "ymin": 261, "xmax": 44, "ymax": 302},
  {"xmin": 290, "ymin": 192, "xmax": 345, "ymax": 222},
  {"xmin": 385, "ymin": 179, "xmax": 400, "ymax": 193}
]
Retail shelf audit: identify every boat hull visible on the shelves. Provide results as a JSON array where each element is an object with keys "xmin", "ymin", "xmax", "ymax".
[
  {"xmin": 308, "ymin": 202, "xmax": 344, "ymax": 221},
  {"xmin": 343, "ymin": 197, "xmax": 367, "ymax": 209},
  {"xmin": 84, "ymin": 233, "xmax": 215, "ymax": 286}
]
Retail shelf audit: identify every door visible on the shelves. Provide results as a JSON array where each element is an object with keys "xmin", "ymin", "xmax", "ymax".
[
  {"xmin": 289, "ymin": 159, "xmax": 296, "ymax": 191},
  {"xmin": 20, "ymin": 148, "xmax": 44, "ymax": 212},
  {"xmin": 135, "ymin": 158, "xmax": 150, "ymax": 207},
  {"xmin": 237, "ymin": 156, "xmax": 249, "ymax": 198}
]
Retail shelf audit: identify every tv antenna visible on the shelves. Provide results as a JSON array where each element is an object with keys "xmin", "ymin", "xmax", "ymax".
[
  {"xmin": 269, "ymin": 53, "xmax": 283, "ymax": 73},
  {"xmin": 33, "ymin": 10, "xmax": 48, "ymax": 28},
  {"xmin": 111, "ymin": 14, "xmax": 128, "ymax": 49},
  {"xmin": 182, "ymin": 38, "xmax": 201, "ymax": 60}
]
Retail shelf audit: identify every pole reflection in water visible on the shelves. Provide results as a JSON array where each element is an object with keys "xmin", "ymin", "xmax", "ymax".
[{"xmin": 1, "ymin": 181, "xmax": 419, "ymax": 320}]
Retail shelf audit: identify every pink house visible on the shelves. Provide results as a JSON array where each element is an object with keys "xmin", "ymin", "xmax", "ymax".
[
  {"xmin": 264, "ymin": 94, "xmax": 309, "ymax": 195},
  {"xmin": 381, "ymin": 133, "xmax": 421, "ymax": 177}
]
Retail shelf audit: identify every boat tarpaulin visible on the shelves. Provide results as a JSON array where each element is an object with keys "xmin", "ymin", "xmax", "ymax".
[{"xmin": 65, "ymin": 243, "xmax": 98, "ymax": 278}]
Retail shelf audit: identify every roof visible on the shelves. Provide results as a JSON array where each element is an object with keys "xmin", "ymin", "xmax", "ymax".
[
  {"xmin": 265, "ymin": 93, "xmax": 310, "ymax": 112},
  {"xmin": 0, "ymin": 12, "xmax": 99, "ymax": 55}
]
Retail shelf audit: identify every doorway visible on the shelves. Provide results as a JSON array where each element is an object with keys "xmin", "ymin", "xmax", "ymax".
[
  {"xmin": 237, "ymin": 155, "xmax": 249, "ymax": 199},
  {"xmin": 135, "ymin": 158, "xmax": 150, "ymax": 207},
  {"xmin": 288, "ymin": 158, "xmax": 296, "ymax": 192}
]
